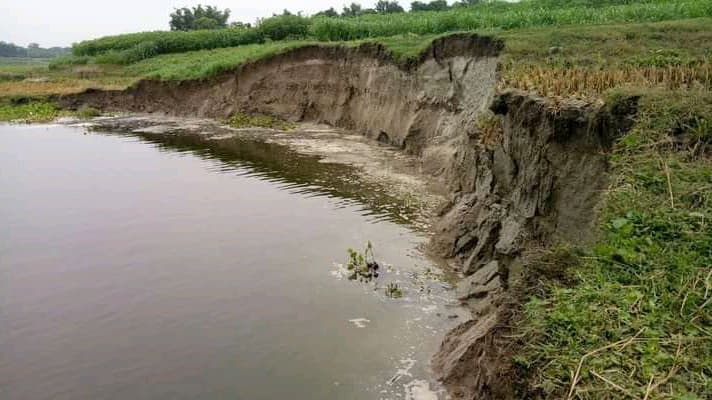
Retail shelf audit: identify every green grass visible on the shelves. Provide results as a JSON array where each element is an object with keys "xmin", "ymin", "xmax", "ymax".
[
  {"xmin": 515, "ymin": 90, "xmax": 712, "ymax": 399},
  {"xmin": 71, "ymin": 28, "xmax": 263, "ymax": 62},
  {"xmin": 309, "ymin": 0, "xmax": 712, "ymax": 41},
  {"xmin": 497, "ymin": 18, "xmax": 712, "ymax": 68},
  {"xmin": 0, "ymin": 57, "xmax": 50, "ymax": 80},
  {"xmin": 124, "ymin": 41, "xmax": 316, "ymax": 80},
  {"xmin": 123, "ymin": 34, "xmax": 442, "ymax": 81},
  {"xmin": 64, "ymin": 0, "xmax": 712, "ymax": 67},
  {"xmin": 492, "ymin": 17, "xmax": 712, "ymax": 399}
]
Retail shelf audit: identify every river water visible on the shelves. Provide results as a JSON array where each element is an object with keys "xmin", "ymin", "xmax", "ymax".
[{"xmin": 0, "ymin": 123, "xmax": 461, "ymax": 400}]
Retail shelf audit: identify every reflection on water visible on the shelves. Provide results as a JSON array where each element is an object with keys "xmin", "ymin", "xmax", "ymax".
[
  {"xmin": 0, "ymin": 124, "xmax": 459, "ymax": 400},
  {"xmin": 123, "ymin": 130, "xmax": 425, "ymax": 227}
]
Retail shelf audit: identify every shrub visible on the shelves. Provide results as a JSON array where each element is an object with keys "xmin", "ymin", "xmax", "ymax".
[{"xmin": 257, "ymin": 15, "xmax": 311, "ymax": 41}]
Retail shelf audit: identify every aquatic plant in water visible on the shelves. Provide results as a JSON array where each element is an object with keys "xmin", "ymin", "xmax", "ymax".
[
  {"xmin": 385, "ymin": 283, "xmax": 403, "ymax": 299},
  {"xmin": 346, "ymin": 241, "xmax": 379, "ymax": 282}
]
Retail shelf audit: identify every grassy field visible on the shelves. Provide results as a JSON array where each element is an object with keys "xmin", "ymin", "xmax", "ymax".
[
  {"xmin": 3, "ymin": 17, "xmax": 709, "ymax": 99},
  {"xmin": 0, "ymin": 57, "xmax": 51, "ymax": 81},
  {"xmin": 309, "ymin": 0, "xmax": 712, "ymax": 40},
  {"xmin": 0, "ymin": 34, "xmax": 446, "ymax": 98},
  {"xmin": 56, "ymin": 0, "xmax": 712, "ymax": 67}
]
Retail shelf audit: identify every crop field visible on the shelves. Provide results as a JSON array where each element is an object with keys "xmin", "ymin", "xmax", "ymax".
[{"xmin": 57, "ymin": 0, "xmax": 712, "ymax": 66}]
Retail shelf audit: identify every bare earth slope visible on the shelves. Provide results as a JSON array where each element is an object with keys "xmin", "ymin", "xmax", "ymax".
[{"xmin": 60, "ymin": 35, "xmax": 636, "ymax": 399}]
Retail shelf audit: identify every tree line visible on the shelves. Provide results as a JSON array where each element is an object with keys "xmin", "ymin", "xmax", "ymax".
[
  {"xmin": 0, "ymin": 41, "xmax": 70, "ymax": 58},
  {"xmin": 169, "ymin": 1, "xmax": 484, "ymax": 31}
]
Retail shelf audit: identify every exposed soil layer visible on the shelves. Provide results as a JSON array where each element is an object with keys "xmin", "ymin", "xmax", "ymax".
[{"xmin": 60, "ymin": 35, "xmax": 636, "ymax": 399}]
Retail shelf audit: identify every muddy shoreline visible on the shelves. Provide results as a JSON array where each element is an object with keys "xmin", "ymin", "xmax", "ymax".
[{"xmin": 59, "ymin": 35, "xmax": 636, "ymax": 399}]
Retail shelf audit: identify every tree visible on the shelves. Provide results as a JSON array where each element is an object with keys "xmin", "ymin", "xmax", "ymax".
[
  {"xmin": 0, "ymin": 41, "xmax": 26, "ymax": 57},
  {"xmin": 411, "ymin": 1, "xmax": 449, "ymax": 11},
  {"xmin": 257, "ymin": 14, "xmax": 310, "ymax": 40},
  {"xmin": 375, "ymin": 1, "xmax": 404, "ymax": 14},
  {"xmin": 453, "ymin": 0, "xmax": 482, "ymax": 7},
  {"xmin": 194, "ymin": 16, "xmax": 219, "ymax": 30},
  {"xmin": 341, "ymin": 3, "xmax": 363, "ymax": 17},
  {"xmin": 315, "ymin": 7, "xmax": 339, "ymax": 17},
  {"xmin": 230, "ymin": 21, "xmax": 252, "ymax": 29},
  {"xmin": 169, "ymin": 5, "xmax": 230, "ymax": 31}
]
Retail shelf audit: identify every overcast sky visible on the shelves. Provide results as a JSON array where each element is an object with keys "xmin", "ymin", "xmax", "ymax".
[{"xmin": 0, "ymin": 1, "xmax": 419, "ymax": 47}]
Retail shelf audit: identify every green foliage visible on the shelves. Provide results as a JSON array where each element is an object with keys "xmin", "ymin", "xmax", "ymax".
[
  {"xmin": 411, "ymin": 1, "xmax": 449, "ymax": 12},
  {"xmin": 517, "ymin": 89, "xmax": 712, "ymax": 398},
  {"xmin": 346, "ymin": 242, "xmax": 380, "ymax": 282},
  {"xmin": 194, "ymin": 17, "xmax": 220, "ymax": 30},
  {"xmin": 375, "ymin": 1, "xmax": 405, "ymax": 14},
  {"xmin": 0, "ymin": 100, "xmax": 59, "ymax": 122},
  {"xmin": 309, "ymin": 0, "xmax": 712, "ymax": 41},
  {"xmin": 68, "ymin": 0, "xmax": 712, "ymax": 65},
  {"xmin": 0, "ymin": 57, "xmax": 50, "ymax": 78},
  {"xmin": 342, "ymin": 3, "xmax": 364, "ymax": 17},
  {"xmin": 314, "ymin": 7, "xmax": 339, "ymax": 18},
  {"xmin": 124, "ymin": 41, "xmax": 314, "ymax": 80},
  {"xmin": 169, "ymin": 5, "xmax": 230, "ymax": 31},
  {"xmin": 257, "ymin": 15, "xmax": 311, "ymax": 41},
  {"xmin": 48, "ymin": 55, "xmax": 90, "ymax": 70},
  {"xmin": 72, "ymin": 28, "xmax": 264, "ymax": 64},
  {"xmin": 226, "ymin": 112, "xmax": 295, "ymax": 130}
]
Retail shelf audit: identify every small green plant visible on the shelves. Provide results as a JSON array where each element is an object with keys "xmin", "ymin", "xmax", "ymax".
[
  {"xmin": 385, "ymin": 282, "xmax": 404, "ymax": 298},
  {"xmin": 346, "ymin": 241, "xmax": 380, "ymax": 282}
]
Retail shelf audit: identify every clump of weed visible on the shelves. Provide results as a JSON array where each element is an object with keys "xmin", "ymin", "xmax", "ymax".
[
  {"xmin": 385, "ymin": 283, "xmax": 404, "ymax": 299},
  {"xmin": 346, "ymin": 242, "xmax": 380, "ymax": 282},
  {"xmin": 0, "ymin": 100, "xmax": 59, "ymax": 122},
  {"xmin": 226, "ymin": 112, "xmax": 295, "ymax": 130}
]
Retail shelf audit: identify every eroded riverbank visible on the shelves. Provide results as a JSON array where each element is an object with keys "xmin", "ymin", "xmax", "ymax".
[{"xmin": 52, "ymin": 34, "xmax": 639, "ymax": 399}]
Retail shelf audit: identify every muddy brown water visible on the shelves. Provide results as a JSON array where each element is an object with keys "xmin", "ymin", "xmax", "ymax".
[{"xmin": 0, "ymin": 123, "xmax": 463, "ymax": 400}]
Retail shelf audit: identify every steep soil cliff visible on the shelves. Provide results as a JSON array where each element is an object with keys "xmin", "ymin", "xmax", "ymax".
[{"xmin": 60, "ymin": 35, "xmax": 635, "ymax": 399}]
